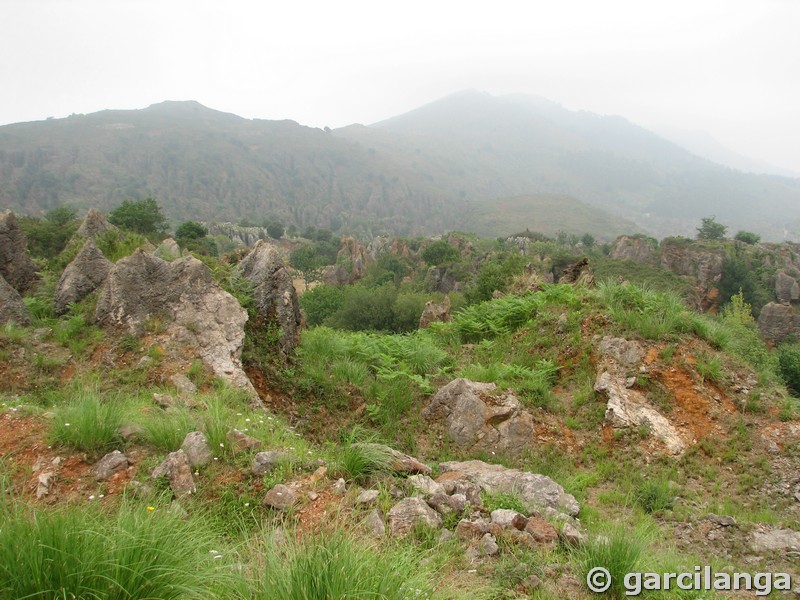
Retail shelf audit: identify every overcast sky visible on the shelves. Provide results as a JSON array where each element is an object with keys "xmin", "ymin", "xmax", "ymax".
[{"xmin": 2, "ymin": 0, "xmax": 799, "ymax": 173}]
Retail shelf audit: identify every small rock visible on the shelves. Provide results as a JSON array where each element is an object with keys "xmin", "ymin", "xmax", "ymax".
[
  {"xmin": 427, "ymin": 493, "xmax": 464, "ymax": 516},
  {"xmin": 226, "ymin": 428, "xmax": 262, "ymax": 452},
  {"xmin": 356, "ymin": 489, "xmax": 380, "ymax": 505},
  {"xmin": 707, "ymin": 513, "xmax": 737, "ymax": 527},
  {"xmin": 455, "ymin": 519, "xmax": 487, "ymax": 540},
  {"xmin": 438, "ymin": 528, "xmax": 455, "ymax": 543},
  {"xmin": 153, "ymin": 393, "xmax": 179, "ymax": 409},
  {"xmin": 36, "ymin": 471, "xmax": 56, "ymax": 499},
  {"xmin": 767, "ymin": 440, "xmax": 781, "ymax": 455},
  {"xmin": 332, "ymin": 478, "xmax": 347, "ymax": 494},
  {"xmin": 407, "ymin": 474, "xmax": 445, "ymax": 495},
  {"xmin": 525, "ymin": 574, "xmax": 542, "ymax": 591},
  {"xmin": 310, "ymin": 465, "xmax": 327, "ymax": 482},
  {"xmin": 364, "ymin": 509, "xmax": 386, "ymax": 537},
  {"xmin": 480, "ymin": 533, "xmax": 499, "ymax": 556},
  {"xmin": 152, "ymin": 450, "xmax": 196, "ymax": 497},
  {"xmin": 263, "ymin": 484, "xmax": 298, "ymax": 510},
  {"xmin": 559, "ymin": 522, "xmax": 588, "ymax": 547},
  {"xmin": 525, "ymin": 517, "xmax": 558, "ymax": 548},
  {"xmin": 93, "ymin": 450, "xmax": 129, "ymax": 481},
  {"xmin": 170, "ymin": 374, "xmax": 197, "ymax": 395},
  {"xmin": 181, "ymin": 431, "xmax": 213, "ymax": 468},
  {"xmin": 491, "ymin": 509, "xmax": 526, "ymax": 529},
  {"xmin": 388, "ymin": 497, "xmax": 443, "ymax": 537},
  {"xmin": 307, "ymin": 491, "xmax": 319, "ymax": 501},
  {"xmin": 252, "ymin": 450, "xmax": 289, "ymax": 476},
  {"xmin": 118, "ymin": 423, "xmax": 144, "ymax": 442}
]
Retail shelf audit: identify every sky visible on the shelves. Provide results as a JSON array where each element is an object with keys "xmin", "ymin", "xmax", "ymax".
[{"xmin": 1, "ymin": 0, "xmax": 799, "ymax": 173}]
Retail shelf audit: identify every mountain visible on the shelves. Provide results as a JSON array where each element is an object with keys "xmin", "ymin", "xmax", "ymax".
[{"xmin": 1, "ymin": 93, "xmax": 799, "ymax": 240}]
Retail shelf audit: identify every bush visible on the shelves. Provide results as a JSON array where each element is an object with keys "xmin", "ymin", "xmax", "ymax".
[
  {"xmin": 299, "ymin": 285, "xmax": 345, "ymax": 327},
  {"xmin": 778, "ymin": 344, "xmax": 800, "ymax": 397},
  {"xmin": 327, "ymin": 283, "xmax": 397, "ymax": 331},
  {"xmin": 421, "ymin": 240, "xmax": 460, "ymax": 266},
  {"xmin": 635, "ymin": 478, "xmax": 675, "ymax": 513},
  {"xmin": 109, "ymin": 197, "xmax": 168, "ymax": 234},
  {"xmin": 734, "ymin": 230, "xmax": 761, "ymax": 245}
]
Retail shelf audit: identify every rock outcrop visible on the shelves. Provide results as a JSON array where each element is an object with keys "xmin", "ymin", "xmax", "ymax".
[
  {"xmin": 0, "ymin": 211, "xmax": 38, "ymax": 293},
  {"xmin": 419, "ymin": 296, "xmax": 451, "ymax": 328},
  {"xmin": 324, "ymin": 236, "xmax": 373, "ymax": 286},
  {"xmin": 0, "ymin": 273, "xmax": 31, "ymax": 326},
  {"xmin": 424, "ymin": 378, "xmax": 536, "ymax": 457},
  {"xmin": 775, "ymin": 270, "xmax": 800, "ymax": 304},
  {"xmin": 609, "ymin": 235, "xmax": 657, "ymax": 264},
  {"xmin": 54, "ymin": 240, "xmax": 112, "ymax": 315},
  {"xmin": 425, "ymin": 266, "xmax": 461, "ymax": 294},
  {"xmin": 758, "ymin": 302, "xmax": 800, "ymax": 345},
  {"xmin": 388, "ymin": 497, "xmax": 443, "ymax": 537},
  {"xmin": 202, "ymin": 222, "xmax": 269, "ymax": 247},
  {"xmin": 438, "ymin": 460, "xmax": 580, "ymax": 517},
  {"xmin": 96, "ymin": 250, "xmax": 254, "ymax": 394},
  {"xmin": 153, "ymin": 237, "xmax": 181, "ymax": 260},
  {"xmin": 76, "ymin": 209, "xmax": 117, "ymax": 239},
  {"xmin": 237, "ymin": 240, "xmax": 302, "ymax": 354},
  {"xmin": 558, "ymin": 258, "xmax": 594, "ymax": 286}
]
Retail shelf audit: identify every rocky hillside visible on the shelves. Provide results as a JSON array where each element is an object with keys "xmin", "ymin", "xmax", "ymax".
[
  {"xmin": 3, "ymin": 93, "xmax": 800, "ymax": 240},
  {"xmin": 2, "ymin": 208, "xmax": 800, "ymax": 598}
]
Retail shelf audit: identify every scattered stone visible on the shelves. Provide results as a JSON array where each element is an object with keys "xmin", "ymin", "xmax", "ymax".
[
  {"xmin": 751, "ymin": 528, "xmax": 800, "ymax": 553},
  {"xmin": 455, "ymin": 519, "xmax": 488, "ymax": 540},
  {"xmin": 332, "ymin": 478, "xmax": 347, "ymax": 494},
  {"xmin": 364, "ymin": 508, "xmax": 386, "ymax": 537},
  {"xmin": 93, "ymin": 450, "xmax": 129, "ymax": 481},
  {"xmin": 388, "ymin": 497, "xmax": 443, "ymax": 537},
  {"xmin": 356, "ymin": 489, "xmax": 380, "ymax": 504},
  {"xmin": 252, "ymin": 450, "xmax": 289, "ymax": 476},
  {"xmin": 559, "ymin": 522, "xmax": 588, "ymax": 547},
  {"xmin": 153, "ymin": 393, "xmax": 180, "ymax": 409},
  {"xmin": 36, "ymin": 470, "xmax": 56, "ymax": 499},
  {"xmin": 118, "ymin": 423, "xmax": 144, "ymax": 442},
  {"xmin": 707, "ymin": 514, "xmax": 737, "ymax": 527},
  {"xmin": 308, "ymin": 491, "xmax": 319, "ymax": 501},
  {"xmin": 427, "ymin": 493, "xmax": 464, "ymax": 516},
  {"xmin": 438, "ymin": 528, "xmax": 455, "ymax": 543},
  {"xmin": 181, "ymin": 431, "xmax": 213, "ymax": 468},
  {"xmin": 170, "ymin": 374, "xmax": 197, "ymax": 395},
  {"xmin": 491, "ymin": 509, "xmax": 526, "ymax": 528},
  {"xmin": 237, "ymin": 240, "xmax": 302, "ymax": 354},
  {"xmin": 480, "ymin": 533, "xmax": 500, "ymax": 556},
  {"xmin": 54, "ymin": 240, "xmax": 111, "ymax": 315},
  {"xmin": 439, "ymin": 460, "xmax": 580, "ymax": 517},
  {"xmin": 423, "ymin": 378, "xmax": 536, "ymax": 456},
  {"xmin": 226, "ymin": 428, "xmax": 262, "ymax": 452},
  {"xmin": 0, "ymin": 211, "xmax": 39, "ymax": 293},
  {"xmin": 525, "ymin": 517, "xmax": 558, "ymax": 548},
  {"xmin": 0, "ymin": 273, "xmax": 31, "ymax": 326},
  {"xmin": 407, "ymin": 474, "xmax": 445, "ymax": 496},
  {"xmin": 151, "ymin": 450, "xmax": 196, "ymax": 497},
  {"xmin": 263, "ymin": 484, "xmax": 299, "ymax": 510},
  {"xmin": 525, "ymin": 574, "xmax": 542, "ymax": 591},
  {"xmin": 437, "ymin": 476, "xmax": 483, "ymax": 506}
]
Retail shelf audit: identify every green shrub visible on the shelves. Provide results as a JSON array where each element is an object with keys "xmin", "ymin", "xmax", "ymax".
[
  {"xmin": 299, "ymin": 284, "xmax": 345, "ymax": 326},
  {"xmin": 635, "ymin": 478, "xmax": 675, "ymax": 514},
  {"xmin": 331, "ymin": 428, "xmax": 395, "ymax": 484},
  {"xmin": 50, "ymin": 392, "xmax": 124, "ymax": 458},
  {"xmin": 139, "ymin": 407, "xmax": 197, "ymax": 452}
]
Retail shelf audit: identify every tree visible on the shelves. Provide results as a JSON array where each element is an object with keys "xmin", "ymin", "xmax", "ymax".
[
  {"xmin": 175, "ymin": 221, "xmax": 208, "ymax": 241},
  {"xmin": 109, "ymin": 198, "xmax": 168, "ymax": 234},
  {"xmin": 290, "ymin": 244, "xmax": 324, "ymax": 287},
  {"xmin": 421, "ymin": 240, "xmax": 460, "ymax": 266},
  {"xmin": 581, "ymin": 233, "xmax": 596, "ymax": 248},
  {"xmin": 265, "ymin": 221, "xmax": 284, "ymax": 239},
  {"xmin": 734, "ymin": 230, "xmax": 760, "ymax": 245},
  {"xmin": 696, "ymin": 217, "xmax": 727, "ymax": 240}
]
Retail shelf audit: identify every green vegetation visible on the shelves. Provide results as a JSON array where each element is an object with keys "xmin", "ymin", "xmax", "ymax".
[
  {"xmin": 49, "ymin": 391, "xmax": 124, "ymax": 458},
  {"xmin": 421, "ymin": 239, "xmax": 460, "ymax": 266},
  {"xmin": 109, "ymin": 197, "xmax": 169, "ymax": 235},
  {"xmin": 695, "ymin": 216, "xmax": 727, "ymax": 240}
]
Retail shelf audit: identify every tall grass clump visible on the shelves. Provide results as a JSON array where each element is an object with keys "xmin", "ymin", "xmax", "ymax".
[
  {"xmin": 0, "ymin": 502, "xmax": 231, "ymax": 599},
  {"xmin": 50, "ymin": 391, "xmax": 124, "ymax": 458},
  {"xmin": 252, "ymin": 530, "xmax": 434, "ymax": 600},
  {"xmin": 597, "ymin": 281, "xmax": 693, "ymax": 340},
  {"xmin": 139, "ymin": 406, "xmax": 198, "ymax": 452},
  {"xmin": 331, "ymin": 426, "xmax": 395, "ymax": 484},
  {"xmin": 575, "ymin": 525, "xmax": 647, "ymax": 599}
]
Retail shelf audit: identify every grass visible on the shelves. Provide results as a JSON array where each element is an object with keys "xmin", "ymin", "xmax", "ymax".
[
  {"xmin": 0, "ymin": 500, "xmax": 232, "ymax": 599},
  {"xmin": 49, "ymin": 391, "xmax": 125, "ymax": 458},
  {"xmin": 575, "ymin": 525, "xmax": 648, "ymax": 599},
  {"xmin": 330, "ymin": 427, "xmax": 395, "ymax": 484},
  {"xmin": 249, "ymin": 529, "xmax": 435, "ymax": 600},
  {"xmin": 139, "ymin": 406, "xmax": 198, "ymax": 452}
]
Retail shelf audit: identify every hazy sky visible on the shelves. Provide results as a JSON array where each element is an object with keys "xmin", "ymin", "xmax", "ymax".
[{"xmin": 2, "ymin": 0, "xmax": 799, "ymax": 173}]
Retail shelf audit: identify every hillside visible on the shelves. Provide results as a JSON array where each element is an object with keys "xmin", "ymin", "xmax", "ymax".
[{"xmin": 2, "ymin": 93, "xmax": 800, "ymax": 241}]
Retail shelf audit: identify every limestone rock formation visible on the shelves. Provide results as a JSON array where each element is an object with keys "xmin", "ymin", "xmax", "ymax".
[
  {"xmin": 419, "ymin": 296, "xmax": 451, "ymax": 328},
  {"xmin": 758, "ymin": 302, "xmax": 800, "ymax": 345},
  {"xmin": 181, "ymin": 431, "xmax": 213, "ymax": 468},
  {"xmin": 96, "ymin": 250, "xmax": 254, "ymax": 394},
  {"xmin": 54, "ymin": 240, "xmax": 112, "ymax": 315},
  {"xmin": 153, "ymin": 237, "xmax": 181, "ymax": 260},
  {"xmin": 595, "ymin": 371, "xmax": 686, "ymax": 455},
  {"xmin": 0, "ymin": 273, "xmax": 31, "ymax": 326},
  {"xmin": 237, "ymin": 240, "xmax": 302, "ymax": 354},
  {"xmin": 0, "ymin": 211, "xmax": 38, "ymax": 293},
  {"xmin": 76, "ymin": 208, "xmax": 118, "ymax": 239},
  {"xmin": 152, "ymin": 450, "xmax": 196, "ymax": 497},
  {"xmin": 324, "ymin": 236, "xmax": 373, "ymax": 285},
  {"xmin": 775, "ymin": 270, "xmax": 800, "ymax": 304},
  {"xmin": 558, "ymin": 257, "xmax": 594, "ymax": 286},
  {"xmin": 388, "ymin": 497, "xmax": 443, "ymax": 537},
  {"xmin": 425, "ymin": 266, "xmax": 461, "ymax": 294},
  {"xmin": 423, "ymin": 378, "xmax": 536, "ymax": 456},
  {"xmin": 438, "ymin": 460, "xmax": 580, "ymax": 517},
  {"xmin": 609, "ymin": 235, "xmax": 657, "ymax": 264}
]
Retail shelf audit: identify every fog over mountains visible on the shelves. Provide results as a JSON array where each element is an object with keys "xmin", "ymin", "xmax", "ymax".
[{"xmin": 1, "ymin": 90, "xmax": 799, "ymax": 241}]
